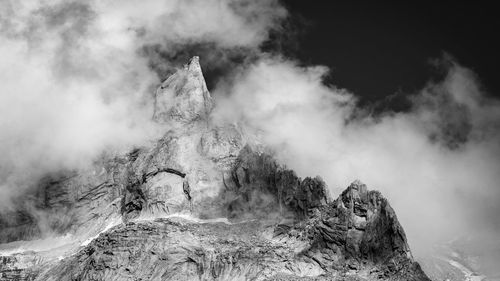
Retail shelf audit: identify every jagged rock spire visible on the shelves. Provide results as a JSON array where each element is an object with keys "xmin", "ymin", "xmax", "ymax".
[
  {"xmin": 153, "ymin": 56, "xmax": 213, "ymax": 125},
  {"xmin": 186, "ymin": 56, "xmax": 202, "ymax": 73}
]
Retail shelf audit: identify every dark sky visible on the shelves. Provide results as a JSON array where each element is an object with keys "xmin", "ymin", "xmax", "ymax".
[{"xmin": 275, "ymin": 1, "xmax": 500, "ymax": 111}]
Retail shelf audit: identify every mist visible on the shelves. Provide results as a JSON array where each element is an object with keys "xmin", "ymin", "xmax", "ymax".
[
  {"xmin": 212, "ymin": 56, "xmax": 500, "ymax": 256},
  {"xmin": 0, "ymin": 0, "xmax": 286, "ymax": 207}
]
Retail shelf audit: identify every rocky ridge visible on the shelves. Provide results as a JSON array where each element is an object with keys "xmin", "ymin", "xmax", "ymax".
[{"xmin": 0, "ymin": 57, "xmax": 430, "ymax": 281}]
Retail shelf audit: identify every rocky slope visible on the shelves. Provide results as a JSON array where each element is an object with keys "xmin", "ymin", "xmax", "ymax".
[{"xmin": 0, "ymin": 57, "xmax": 430, "ymax": 281}]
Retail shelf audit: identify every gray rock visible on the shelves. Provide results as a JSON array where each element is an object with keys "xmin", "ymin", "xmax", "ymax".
[
  {"xmin": 13, "ymin": 179, "xmax": 429, "ymax": 281},
  {"xmin": 153, "ymin": 56, "xmax": 213, "ymax": 125},
  {"xmin": 221, "ymin": 145, "xmax": 329, "ymax": 219}
]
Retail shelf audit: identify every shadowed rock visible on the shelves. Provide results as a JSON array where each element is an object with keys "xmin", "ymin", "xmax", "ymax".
[{"xmin": 222, "ymin": 145, "xmax": 329, "ymax": 219}]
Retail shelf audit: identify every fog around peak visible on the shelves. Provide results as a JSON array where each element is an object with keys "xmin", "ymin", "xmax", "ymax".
[
  {"xmin": 0, "ymin": 0, "xmax": 286, "ymax": 206},
  {"xmin": 212, "ymin": 56, "xmax": 500, "ymax": 254},
  {"xmin": 1, "ymin": 0, "xmax": 499, "ymax": 263}
]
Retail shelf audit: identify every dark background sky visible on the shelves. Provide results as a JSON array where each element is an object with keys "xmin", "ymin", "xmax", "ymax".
[{"xmin": 274, "ymin": 1, "xmax": 500, "ymax": 111}]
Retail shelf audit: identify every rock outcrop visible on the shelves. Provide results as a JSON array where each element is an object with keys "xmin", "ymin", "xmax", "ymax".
[
  {"xmin": 0, "ymin": 57, "xmax": 430, "ymax": 281},
  {"xmin": 153, "ymin": 56, "xmax": 213, "ymax": 125},
  {"xmin": 14, "ymin": 178, "xmax": 428, "ymax": 281},
  {"xmin": 221, "ymin": 145, "xmax": 329, "ymax": 219}
]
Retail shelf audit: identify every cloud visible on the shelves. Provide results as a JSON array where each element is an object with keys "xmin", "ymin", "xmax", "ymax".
[
  {"xmin": 212, "ymin": 56, "xmax": 500, "ymax": 256},
  {"xmin": 0, "ymin": 0, "xmax": 287, "ymax": 207}
]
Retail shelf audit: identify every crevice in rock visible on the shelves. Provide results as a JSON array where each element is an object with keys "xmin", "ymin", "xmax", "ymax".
[{"xmin": 121, "ymin": 165, "xmax": 189, "ymax": 220}]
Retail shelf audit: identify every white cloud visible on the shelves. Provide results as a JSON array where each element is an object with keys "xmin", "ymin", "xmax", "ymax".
[{"xmin": 0, "ymin": 0, "xmax": 286, "ymax": 206}]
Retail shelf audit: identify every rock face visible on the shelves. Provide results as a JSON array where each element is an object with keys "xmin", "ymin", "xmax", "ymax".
[
  {"xmin": 221, "ymin": 146, "xmax": 329, "ymax": 219},
  {"xmin": 0, "ymin": 57, "xmax": 430, "ymax": 281},
  {"xmin": 153, "ymin": 56, "xmax": 213, "ymax": 125}
]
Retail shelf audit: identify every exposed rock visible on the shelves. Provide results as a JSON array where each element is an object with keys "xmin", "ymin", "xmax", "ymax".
[
  {"xmin": 35, "ymin": 219, "xmax": 323, "ymax": 281},
  {"xmin": 291, "ymin": 181, "xmax": 418, "ymax": 276},
  {"xmin": 199, "ymin": 124, "xmax": 244, "ymax": 166},
  {"xmin": 0, "ymin": 165, "xmax": 124, "ymax": 244},
  {"xmin": 0, "ymin": 210, "xmax": 41, "ymax": 244},
  {"xmin": 153, "ymin": 56, "xmax": 213, "ymax": 125},
  {"xmin": 10, "ymin": 179, "xmax": 429, "ymax": 281},
  {"xmin": 222, "ymin": 146, "xmax": 329, "ymax": 219},
  {"xmin": 0, "ymin": 254, "xmax": 39, "ymax": 281}
]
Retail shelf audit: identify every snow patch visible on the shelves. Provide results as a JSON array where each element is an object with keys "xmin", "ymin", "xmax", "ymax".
[
  {"xmin": 448, "ymin": 259, "xmax": 486, "ymax": 281},
  {"xmin": 136, "ymin": 212, "xmax": 236, "ymax": 225},
  {"xmin": 166, "ymin": 213, "xmax": 232, "ymax": 224},
  {"xmin": 0, "ymin": 233, "xmax": 74, "ymax": 256},
  {"xmin": 80, "ymin": 216, "xmax": 122, "ymax": 247}
]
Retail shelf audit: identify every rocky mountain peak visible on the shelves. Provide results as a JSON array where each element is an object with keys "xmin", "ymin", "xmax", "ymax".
[
  {"xmin": 186, "ymin": 55, "xmax": 202, "ymax": 73},
  {"xmin": 0, "ymin": 57, "xmax": 430, "ymax": 281},
  {"xmin": 339, "ymin": 180, "xmax": 412, "ymax": 261},
  {"xmin": 153, "ymin": 56, "xmax": 213, "ymax": 125}
]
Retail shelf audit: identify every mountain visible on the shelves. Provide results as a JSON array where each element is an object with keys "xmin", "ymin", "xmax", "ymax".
[{"xmin": 0, "ymin": 57, "xmax": 430, "ymax": 281}]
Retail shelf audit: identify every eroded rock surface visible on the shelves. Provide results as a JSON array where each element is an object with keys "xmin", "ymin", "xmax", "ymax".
[
  {"xmin": 153, "ymin": 56, "xmax": 213, "ymax": 125},
  {"xmin": 221, "ymin": 146, "xmax": 329, "ymax": 219},
  {"xmin": 19, "ymin": 178, "xmax": 429, "ymax": 281}
]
